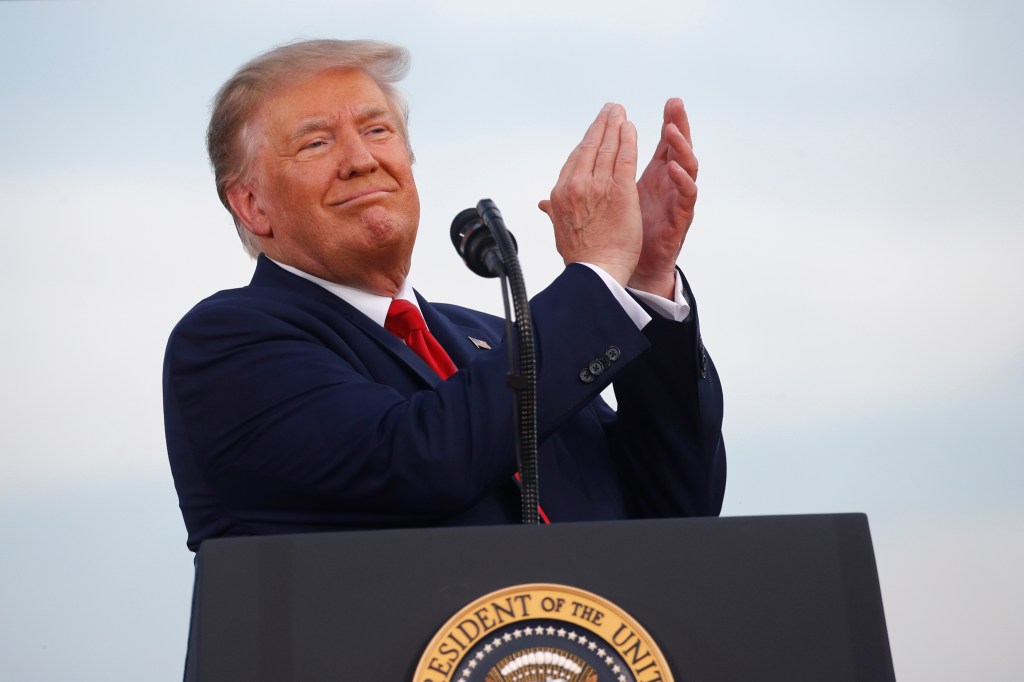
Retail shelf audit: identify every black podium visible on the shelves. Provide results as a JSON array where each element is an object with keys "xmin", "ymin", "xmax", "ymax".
[{"xmin": 185, "ymin": 514, "xmax": 895, "ymax": 681}]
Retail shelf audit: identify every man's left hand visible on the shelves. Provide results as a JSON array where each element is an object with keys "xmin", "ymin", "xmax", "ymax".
[{"xmin": 630, "ymin": 98, "xmax": 699, "ymax": 299}]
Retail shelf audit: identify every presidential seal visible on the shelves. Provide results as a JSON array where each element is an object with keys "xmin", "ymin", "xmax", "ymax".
[{"xmin": 413, "ymin": 583, "xmax": 674, "ymax": 682}]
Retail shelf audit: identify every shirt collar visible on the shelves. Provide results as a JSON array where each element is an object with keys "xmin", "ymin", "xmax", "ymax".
[{"xmin": 268, "ymin": 257, "xmax": 419, "ymax": 328}]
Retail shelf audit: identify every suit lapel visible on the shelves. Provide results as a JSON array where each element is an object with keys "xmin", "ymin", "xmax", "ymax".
[
  {"xmin": 250, "ymin": 256, "xmax": 498, "ymax": 386},
  {"xmin": 251, "ymin": 257, "xmax": 444, "ymax": 387},
  {"xmin": 416, "ymin": 293, "xmax": 497, "ymax": 371},
  {"xmin": 342, "ymin": 300, "xmax": 445, "ymax": 387}
]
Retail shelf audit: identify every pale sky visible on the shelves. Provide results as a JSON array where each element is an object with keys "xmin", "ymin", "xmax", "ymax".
[{"xmin": 0, "ymin": 1, "xmax": 1021, "ymax": 680}]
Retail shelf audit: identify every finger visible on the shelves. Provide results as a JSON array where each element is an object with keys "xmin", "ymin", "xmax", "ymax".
[
  {"xmin": 665, "ymin": 97, "xmax": 692, "ymax": 149},
  {"xmin": 644, "ymin": 99, "xmax": 681, "ymax": 168},
  {"xmin": 612, "ymin": 119, "xmax": 638, "ymax": 185},
  {"xmin": 594, "ymin": 103, "xmax": 626, "ymax": 180},
  {"xmin": 565, "ymin": 103, "xmax": 614, "ymax": 181},
  {"xmin": 667, "ymin": 160, "xmax": 698, "ymax": 199},
  {"xmin": 665, "ymin": 122, "xmax": 698, "ymax": 180}
]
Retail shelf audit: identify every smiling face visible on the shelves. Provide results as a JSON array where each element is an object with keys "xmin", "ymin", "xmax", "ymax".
[{"xmin": 229, "ymin": 67, "xmax": 420, "ymax": 295}]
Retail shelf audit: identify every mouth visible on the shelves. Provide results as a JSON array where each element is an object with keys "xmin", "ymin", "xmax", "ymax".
[{"xmin": 332, "ymin": 188, "xmax": 392, "ymax": 206}]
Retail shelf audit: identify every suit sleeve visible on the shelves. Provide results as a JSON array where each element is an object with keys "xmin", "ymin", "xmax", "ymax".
[{"xmin": 609, "ymin": 272, "xmax": 727, "ymax": 517}]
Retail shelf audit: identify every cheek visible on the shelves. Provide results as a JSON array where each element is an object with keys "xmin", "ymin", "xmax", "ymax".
[
  {"xmin": 396, "ymin": 168, "xmax": 420, "ymax": 209},
  {"xmin": 275, "ymin": 172, "xmax": 330, "ymax": 212},
  {"xmin": 403, "ymin": 182, "xmax": 420, "ymax": 211}
]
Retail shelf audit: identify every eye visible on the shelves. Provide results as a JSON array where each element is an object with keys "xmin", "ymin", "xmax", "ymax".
[{"xmin": 305, "ymin": 139, "xmax": 328, "ymax": 149}]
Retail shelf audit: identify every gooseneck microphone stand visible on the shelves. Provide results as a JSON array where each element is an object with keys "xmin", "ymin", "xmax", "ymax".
[{"xmin": 450, "ymin": 199, "xmax": 539, "ymax": 525}]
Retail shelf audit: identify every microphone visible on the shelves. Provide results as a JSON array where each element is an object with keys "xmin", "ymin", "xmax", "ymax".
[
  {"xmin": 450, "ymin": 200, "xmax": 540, "ymax": 524},
  {"xmin": 450, "ymin": 206, "xmax": 517, "ymax": 278}
]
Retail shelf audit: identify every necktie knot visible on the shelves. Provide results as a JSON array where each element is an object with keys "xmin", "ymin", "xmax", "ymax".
[{"xmin": 385, "ymin": 299, "xmax": 427, "ymax": 337}]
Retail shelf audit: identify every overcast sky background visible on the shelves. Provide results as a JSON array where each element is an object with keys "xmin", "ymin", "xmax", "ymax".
[{"xmin": 0, "ymin": 1, "xmax": 1021, "ymax": 679}]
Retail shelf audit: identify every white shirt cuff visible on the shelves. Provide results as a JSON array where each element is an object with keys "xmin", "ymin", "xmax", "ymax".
[
  {"xmin": 576, "ymin": 263, "xmax": 650, "ymax": 329},
  {"xmin": 577, "ymin": 264, "xmax": 692, "ymax": 327},
  {"xmin": 628, "ymin": 273, "xmax": 692, "ymax": 322}
]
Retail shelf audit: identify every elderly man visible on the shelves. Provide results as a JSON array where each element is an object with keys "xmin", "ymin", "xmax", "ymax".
[{"xmin": 164, "ymin": 39, "xmax": 726, "ymax": 552}]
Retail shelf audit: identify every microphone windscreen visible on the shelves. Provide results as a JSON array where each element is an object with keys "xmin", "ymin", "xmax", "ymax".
[{"xmin": 450, "ymin": 207, "xmax": 483, "ymax": 255}]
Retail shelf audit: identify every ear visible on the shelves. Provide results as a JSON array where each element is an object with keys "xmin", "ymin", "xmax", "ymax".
[{"xmin": 226, "ymin": 180, "xmax": 272, "ymax": 238}]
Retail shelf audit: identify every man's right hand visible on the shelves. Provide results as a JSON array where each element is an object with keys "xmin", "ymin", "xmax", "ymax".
[{"xmin": 539, "ymin": 103, "xmax": 643, "ymax": 287}]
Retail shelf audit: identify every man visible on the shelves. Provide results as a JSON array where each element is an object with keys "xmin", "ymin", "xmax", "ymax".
[{"xmin": 164, "ymin": 39, "xmax": 726, "ymax": 552}]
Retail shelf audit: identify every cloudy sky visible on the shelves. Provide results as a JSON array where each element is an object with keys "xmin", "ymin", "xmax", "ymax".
[{"xmin": 0, "ymin": 1, "xmax": 1021, "ymax": 679}]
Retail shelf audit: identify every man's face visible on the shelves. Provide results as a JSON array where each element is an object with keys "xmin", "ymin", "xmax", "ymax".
[{"xmin": 247, "ymin": 67, "xmax": 420, "ymax": 293}]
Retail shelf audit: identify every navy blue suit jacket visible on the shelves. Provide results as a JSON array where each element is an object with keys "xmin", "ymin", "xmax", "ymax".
[{"xmin": 164, "ymin": 256, "xmax": 725, "ymax": 551}]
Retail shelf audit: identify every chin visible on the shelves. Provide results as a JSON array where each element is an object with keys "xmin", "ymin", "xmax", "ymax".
[
  {"xmin": 357, "ymin": 205, "xmax": 395, "ymax": 236},
  {"xmin": 361, "ymin": 207, "xmax": 417, "ymax": 245}
]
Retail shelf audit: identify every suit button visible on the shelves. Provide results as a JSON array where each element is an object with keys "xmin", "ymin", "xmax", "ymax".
[
  {"xmin": 606, "ymin": 346, "xmax": 621, "ymax": 362},
  {"xmin": 579, "ymin": 368, "xmax": 595, "ymax": 383},
  {"xmin": 698, "ymin": 335, "xmax": 707, "ymax": 379},
  {"xmin": 589, "ymin": 359, "xmax": 605, "ymax": 375}
]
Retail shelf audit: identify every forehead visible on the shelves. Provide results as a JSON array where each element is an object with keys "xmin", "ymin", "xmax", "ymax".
[{"xmin": 259, "ymin": 67, "xmax": 395, "ymax": 134}]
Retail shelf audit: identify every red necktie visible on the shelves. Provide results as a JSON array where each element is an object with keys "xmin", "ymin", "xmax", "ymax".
[{"xmin": 385, "ymin": 299, "xmax": 457, "ymax": 379}]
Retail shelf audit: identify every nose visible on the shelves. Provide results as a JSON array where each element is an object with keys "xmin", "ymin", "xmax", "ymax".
[{"xmin": 336, "ymin": 135, "xmax": 379, "ymax": 179}]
